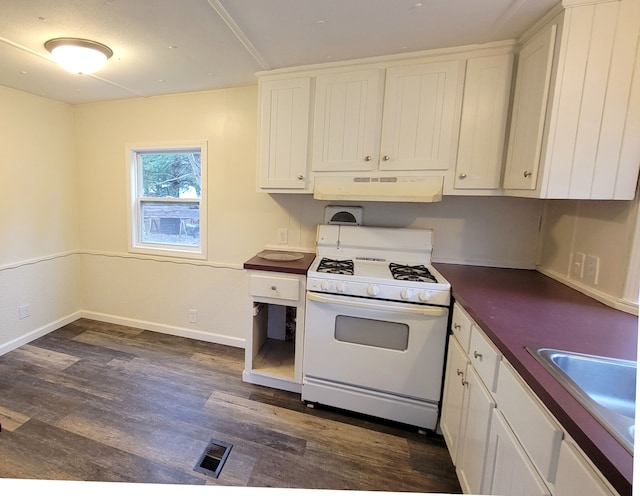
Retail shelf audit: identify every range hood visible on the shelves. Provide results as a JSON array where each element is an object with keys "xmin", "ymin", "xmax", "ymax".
[{"xmin": 313, "ymin": 175, "xmax": 443, "ymax": 203}]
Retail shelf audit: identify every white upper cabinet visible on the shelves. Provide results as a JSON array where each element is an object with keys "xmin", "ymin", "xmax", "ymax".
[
  {"xmin": 312, "ymin": 69, "xmax": 383, "ymax": 172},
  {"xmin": 454, "ymin": 53, "xmax": 514, "ymax": 191},
  {"xmin": 504, "ymin": 0, "xmax": 640, "ymax": 199},
  {"xmin": 378, "ymin": 60, "xmax": 464, "ymax": 172},
  {"xmin": 312, "ymin": 60, "xmax": 464, "ymax": 173},
  {"xmin": 503, "ymin": 21, "xmax": 557, "ymax": 192},
  {"xmin": 257, "ymin": 77, "xmax": 311, "ymax": 191}
]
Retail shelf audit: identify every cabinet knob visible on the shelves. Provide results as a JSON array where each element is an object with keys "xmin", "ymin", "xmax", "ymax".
[
  {"xmin": 523, "ymin": 171, "xmax": 532, "ymax": 178},
  {"xmin": 458, "ymin": 173, "xmax": 467, "ymax": 179},
  {"xmin": 297, "ymin": 175, "xmax": 304, "ymax": 180},
  {"xmin": 271, "ymin": 285, "xmax": 277, "ymax": 290},
  {"xmin": 382, "ymin": 155, "xmax": 390, "ymax": 161},
  {"xmin": 364, "ymin": 155, "xmax": 372, "ymax": 162}
]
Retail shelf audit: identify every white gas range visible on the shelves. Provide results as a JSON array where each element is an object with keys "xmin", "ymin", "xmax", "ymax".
[{"xmin": 302, "ymin": 224, "xmax": 452, "ymax": 431}]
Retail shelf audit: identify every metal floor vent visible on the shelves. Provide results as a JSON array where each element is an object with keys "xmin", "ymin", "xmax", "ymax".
[{"xmin": 194, "ymin": 438, "xmax": 232, "ymax": 478}]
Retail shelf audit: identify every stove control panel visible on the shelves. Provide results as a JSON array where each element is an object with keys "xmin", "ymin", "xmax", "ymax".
[{"xmin": 307, "ymin": 277, "xmax": 450, "ymax": 307}]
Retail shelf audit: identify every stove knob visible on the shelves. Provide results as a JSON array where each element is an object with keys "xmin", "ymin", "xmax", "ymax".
[
  {"xmin": 400, "ymin": 288, "xmax": 413, "ymax": 300},
  {"xmin": 336, "ymin": 282, "xmax": 348, "ymax": 293},
  {"xmin": 321, "ymin": 281, "xmax": 331, "ymax": 291},
  {"xmin": 367, "ymin": 285, "xmax": 380, "ymax": 296},
  {"xmin": 419, "ymin": 290, "xmax": 432, "ymax": 302}
]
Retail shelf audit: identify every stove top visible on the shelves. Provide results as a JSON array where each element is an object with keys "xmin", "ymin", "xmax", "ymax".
[
  {"xmin": 307, "ymin": 226, "xmax": 450, "ymax": 306},
  {"xmin": 389, "ymin": 263, "xmax": 438, "ymax": 283}
]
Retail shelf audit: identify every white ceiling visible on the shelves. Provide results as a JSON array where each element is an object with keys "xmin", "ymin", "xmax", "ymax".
[{"xmin": 0, "ymin": 0, "xmax": 560, "ymax": 104}]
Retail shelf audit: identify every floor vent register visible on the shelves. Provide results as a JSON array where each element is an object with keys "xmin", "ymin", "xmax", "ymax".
[{"xmin": 194, "ymin": 438, "xmax": 232, "ymax": 478}]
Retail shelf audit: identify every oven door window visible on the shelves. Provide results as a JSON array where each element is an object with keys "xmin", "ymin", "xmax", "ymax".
[{"xmin": 335, "ymin": 315, "xmax": 409, "ymax": 351}]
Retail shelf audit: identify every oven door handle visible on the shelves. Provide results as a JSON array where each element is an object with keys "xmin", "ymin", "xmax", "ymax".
[{"xmin": 307, "ymin": 292, "xmax": 449, "ymax": 317}]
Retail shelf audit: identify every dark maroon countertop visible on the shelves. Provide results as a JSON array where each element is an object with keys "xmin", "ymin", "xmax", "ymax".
[
  {"xmin": 434, "ymin": 263, "xmax": 637, "ymax": 495},
  {"xmin": 244, "ymin": 251, "xmax": 316, "ymax": 275}
]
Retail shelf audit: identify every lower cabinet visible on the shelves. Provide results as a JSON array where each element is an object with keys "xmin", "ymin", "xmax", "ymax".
[
  {"xmin": 440, "ymin": 335, "xmax": 469, "ymax": 463},
  {"xmin": 243, "ymin": 271, "xmax": 307, "ymax": 393},
  {"xmin": 483, "ymin": 409, "xmax": 551, "ymax": 496},
  {"xmin": 554, "ymin": 441, "xmax": 618, "ymax": 496},
  {"xmin": 456, "ymin": 366, "xmax": 495, "ymax": 495},
  {"xmin": 441, "ymin": 302, "xmax": 619, "ymax": 496}
]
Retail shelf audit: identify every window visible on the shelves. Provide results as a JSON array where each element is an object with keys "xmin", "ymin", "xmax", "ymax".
[{"xmin": 127, "ymin": 141, "xmax": 207, "ymax": 259}]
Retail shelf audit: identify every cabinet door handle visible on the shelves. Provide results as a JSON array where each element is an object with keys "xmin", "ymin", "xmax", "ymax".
[
  {"xmin": 473, "ymin": 351, "xmax": 483, "ymax": 360},
  {"xmin": 454, "ymin": 323, "xmax": 461, "ymax": 330},
  {"xmin": 364, "ymin": 155, "xmax": 372, "ymax": 162},
  {"xmin": 456, "ymin": 368, "xmax": 464, "ymax": 376},
  {"xmin": 297, "ymin": 175, "xmax": 304, "ymax": 180},
  {"xmin": 523, "ymin": 171, "xmax": 532, "ymax": 178},
  {"xmin": 382, "ymin": 155, "xmax": 390, "ymax": 161},
  {"xmin": 461, "ymin": 379, "xmax": 468, "ymax": 387},
  {"xmin": 271, "ymin": 285, "xmax": 277, "ymax": 290},
  {"xmin": 458, "ymin": 173, "xmax": 467, "ymax": 179}
]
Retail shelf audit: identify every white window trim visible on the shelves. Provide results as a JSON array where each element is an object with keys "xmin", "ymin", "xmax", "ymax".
[{"xmin": 126, "ymin": 140, "xmax": 208, "ymax": 260}]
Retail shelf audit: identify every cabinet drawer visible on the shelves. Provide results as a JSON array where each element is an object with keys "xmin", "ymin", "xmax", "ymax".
[
  {"xmin": 496, "ymin": 360, "xmax": 563, "ymax": 484},
  {"xmin": 250, "ymin": 275, "xmax": 300, "ymax": 301},
  {"xmin": 451, "ymin": 303, "xmax": 473, "ymax": 351},
  {"xmin": 469, "ymin": 325, "xmax": 501, "ymax": 392}
]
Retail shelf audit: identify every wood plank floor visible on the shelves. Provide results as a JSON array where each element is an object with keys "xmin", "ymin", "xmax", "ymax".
[{"xmin": 0, "ymin": 318, "xmax": 461, "ymax": 493}]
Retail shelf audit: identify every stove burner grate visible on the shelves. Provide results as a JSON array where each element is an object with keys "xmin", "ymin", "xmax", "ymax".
[
  {"xmin": 389, "ymin": 263, "xmax": 437, "ymax": 283},
  {"xmin": 317, "ymin": 258, "xmax": 354, "ymax": 275}
]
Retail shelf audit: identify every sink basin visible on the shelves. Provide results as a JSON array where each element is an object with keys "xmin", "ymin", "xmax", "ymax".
[{"xmin": 527, "ymin": 347, "xmax": 636, "ymax": 454}]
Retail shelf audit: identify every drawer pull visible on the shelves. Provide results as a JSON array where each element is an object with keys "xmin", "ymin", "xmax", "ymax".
[
  {"xmin": 454, "ymin": 323, "xmax": 461, "ymax": 330},
  {"xmin": 456, "ymin": 368, "xmax": 464, "ymax": 376},
  {"xmin": 271, "ymin": 285, "xmax": 277, "ymax": 290},
  {"xmin": 473, "ymin": 351, "xmax": 483, "ymax": 360}
]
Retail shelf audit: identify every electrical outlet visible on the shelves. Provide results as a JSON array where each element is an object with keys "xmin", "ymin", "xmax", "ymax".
[
  {"xmin": 277, "ymin": 228, "xmax": 288, "ymax": 244},
  {"xmin": 18, "ymin": 304, "xmax": 31, "ymax": 320},
  {"xmin": 584, "ymin": 255, "xmax": 600, "ymax": 285},
  {"xmin": 571, "ymin": 252, "xmax": 585, "ymax": 278},
  {"xmin": 189, "ymin": 309, "xmax": 198, "ymax": 324}
]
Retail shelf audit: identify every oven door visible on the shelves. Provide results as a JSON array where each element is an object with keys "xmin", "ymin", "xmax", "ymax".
[{"xmin": 302, "ymin": 291, "xmax": 449, "ymax": 402}]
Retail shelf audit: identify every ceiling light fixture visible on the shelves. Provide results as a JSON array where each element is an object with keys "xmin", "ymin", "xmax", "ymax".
[{"xmin": 45, "ymin": 38, "xmax": 113, "ymax": 75}]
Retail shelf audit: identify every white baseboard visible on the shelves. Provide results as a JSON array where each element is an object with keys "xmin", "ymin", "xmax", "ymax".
[
  {"xmin": 0, "ymin": 311, "xmax": 82, "ymax": 356},
  {"xmin": 81, "ymin": 311, "xmax": 246, "ymax": 348}
]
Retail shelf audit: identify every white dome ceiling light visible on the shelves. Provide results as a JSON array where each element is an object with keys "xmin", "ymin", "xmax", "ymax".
[{"xmin": 45, "ymin": 38, "xmax": 113, "ymax": 75}]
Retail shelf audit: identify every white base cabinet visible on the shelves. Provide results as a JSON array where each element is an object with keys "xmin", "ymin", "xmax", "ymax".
[
  {"xmin": 456, "ymin": 366, "xmax": 496, "ymax": 495},
  {"xmin": 483, "ymin": 410, "xmax": 551, "ymax": 496},
  {"xmin": 441, "ymin": 302, "xmax": 619, "ymax": 496},
  {"xmin": 553, "ymin": 440, "xmax": 618, "ymax": 496},
  {"xmin": 243, "ymin": 271, "xmax": 307, "ymax": 393},
  {"xmin": 440, "ymin": 335, "xmax": 469, "ymax": 463}
]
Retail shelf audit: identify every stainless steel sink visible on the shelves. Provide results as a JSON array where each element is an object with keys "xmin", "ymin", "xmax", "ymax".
[{"xmin": 526, "ymin": 346, "xmax": 636, "ymax": 454}]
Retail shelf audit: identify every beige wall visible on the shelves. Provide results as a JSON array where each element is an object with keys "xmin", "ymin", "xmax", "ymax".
[
  {"xmin": 72, "ymin": 86, "xmax": 545, "ymax": 346},
  {"xmin": 0, "ymin": 86, "xmax": 81, "ymax": 353},
  {"xmin": 538, "ymin": 195, "xmax": 639, "ymax": 312},
  {"xmin": 6, "ymin": 80, "xmax": 633, "ymax": 353}
]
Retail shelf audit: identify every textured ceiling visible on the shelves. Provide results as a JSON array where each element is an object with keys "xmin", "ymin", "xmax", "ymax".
[{"xmin": 0, "ymin": 0, "xmax": 559, "ymax": 104}]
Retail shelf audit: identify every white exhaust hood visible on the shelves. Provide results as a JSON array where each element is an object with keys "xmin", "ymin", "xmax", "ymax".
[{"xmin": 313, "ymin": 175, "xmax": 443, "ymax": 203}]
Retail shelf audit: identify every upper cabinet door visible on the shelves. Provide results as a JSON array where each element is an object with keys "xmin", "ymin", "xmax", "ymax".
[
  {"xmin": 257, "ymin": 77, "xmax": 311, "ymax": 190},
  {"xmin": 503, "ymin": 22, "xmax": 557, "ymax": 191},
  {"xmin": 312, "ymin": 69, "xmax": 384, "ymax": 172},
  {"xmin": 455, "ymin": 53, "xmax": 514, "ymax": 190},
  {"xmin": 379, "ymin": 60, "xmax": 464, "ymax": 172}
]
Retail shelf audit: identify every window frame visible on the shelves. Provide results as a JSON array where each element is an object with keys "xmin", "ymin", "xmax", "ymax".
[{"xmin": 126, "ymin": 140, "xmax": 208, "ymax": 259}]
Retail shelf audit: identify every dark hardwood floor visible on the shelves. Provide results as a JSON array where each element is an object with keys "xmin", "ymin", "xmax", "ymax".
[{"xmin": 0, "ymin": 318, "xmax": 461, "ymax": 493}]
